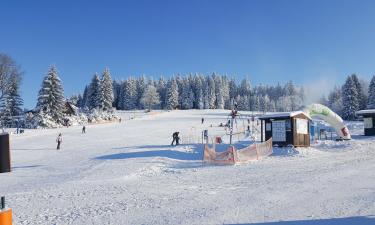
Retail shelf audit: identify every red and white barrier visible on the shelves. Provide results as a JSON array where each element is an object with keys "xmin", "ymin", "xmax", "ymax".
[{"xmin": 203, "ymin": 138, "xmax": 273, "ymax": 165}]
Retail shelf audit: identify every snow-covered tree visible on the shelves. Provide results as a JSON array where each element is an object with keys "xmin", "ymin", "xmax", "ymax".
[
  {"xmin": 368, "ymin": 76, "xmax": 375, "ymax": 109},
  {"xmin": 0, "ymin": 74, "xmax": 23, "ymax": 125},
  {"xmin": 328, "ymin": 86, "xmax": 343, "ymax": 115},
  {"xmin": 208, "ymin": 76, "xmax": 216, "ymax": 109},
  {"xmin": 0, "ymin": 54, "xmax": 23, "ymax": 126},
  {"xmin": 36, "ymin": 66, "xmax": 65, "ymax": 122},
  {"xmin": 136, "ymin": 75, "xmax": 147, "ymax": 108},
  {"xmin": 342, "ymin": 75, "xmax": 359, "ymax": 120},
  {"xmin": 101, "ymin": 68, "xmax": 114, "ymax": 111},
  {"xmin": 166, "ymin": 78, "xmax": 179, "ymax": 110},
  {"xmin": 141, "ymin": 85, "xmax": 160, "ymax": 111},
  {"xmin": 122, "ymin": 78, "xmax": 137, "ymax": 110},
  {"xmin": 87, "ymin": 74, "xmax": 103, "ymax": 109},
  {"xmin": 0, "ymin": 54, "xmax": 22, "ymax": 101},
  {"xmin": 351, "ymin": 74, "xmax": 367, "ymax": 110},
  {"xmin": 157, "ymin": 77, "xmax": 167, "ymax": 109},
  {"xmin": 180, "ymin": 78, "xmax": 194, "ymax": 109}
]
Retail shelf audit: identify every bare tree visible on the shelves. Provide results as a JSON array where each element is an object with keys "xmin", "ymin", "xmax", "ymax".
[{"xmin": 0, "ymin": 53, "xmax": 22, "ymax": 99}]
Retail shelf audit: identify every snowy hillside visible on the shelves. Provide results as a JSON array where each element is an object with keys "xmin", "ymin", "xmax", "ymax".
[{"xmin": 1, "ymin": 110, "xmax": 374, "ymax": 225}]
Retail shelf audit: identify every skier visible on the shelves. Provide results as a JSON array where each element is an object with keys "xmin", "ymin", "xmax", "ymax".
[
  {"xmin": 56, "ymin": 133, "xmax": 63, "ymax": 150},
  {"xmin": 171, "ymin": 132, "xmax": 180, "ymax": 146},
  {"xmin": 201, "ymin": 118, "xmax": 204, "ymax": 124},
  {"xmin": 82, "ymin": 126, "xmax": 86, "ymax": 134}
]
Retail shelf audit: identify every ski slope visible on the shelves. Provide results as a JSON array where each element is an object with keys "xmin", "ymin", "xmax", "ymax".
[{"xmin": 1, "ymin": 110, "xmax": 374, "ymax": 225}]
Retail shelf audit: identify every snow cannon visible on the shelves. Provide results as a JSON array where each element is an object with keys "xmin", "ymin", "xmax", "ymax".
[
  {"xmin": 0, "ymin": 196, "xmax": 12, "ymax": 225},
  {"xmin": 303, "ymin": 103, "xmax": 351, "ymax": 140}
]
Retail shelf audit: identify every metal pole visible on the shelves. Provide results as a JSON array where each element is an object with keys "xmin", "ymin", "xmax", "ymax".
[
  {"xmin": 230, "ymin": 116, "xmax": 234, "ymax": 144},
  {"xmin": 1, "ymin": 196, "xmax": 5, "ymax": 210}
]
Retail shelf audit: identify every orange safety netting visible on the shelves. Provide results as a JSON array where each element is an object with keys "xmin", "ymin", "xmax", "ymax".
[{"xmin": 203, "ymin": 138, "xmax": 273, "ymax": 165}]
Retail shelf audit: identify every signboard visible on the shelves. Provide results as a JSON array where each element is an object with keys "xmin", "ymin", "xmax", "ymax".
[
  {"xmin": 296, "ymin": 118, "xmax": 308, "ymax": 134},
  {"xmin": 364, "ymin": 117, "xmax": 373, "ymax": 129},
  {"xmin": 272, "ymin": 120, "xmax": 286, "ymax": 142},
  {"xmin": 266, "ymin": 123, "xmax": 271, "ymax": 131}
]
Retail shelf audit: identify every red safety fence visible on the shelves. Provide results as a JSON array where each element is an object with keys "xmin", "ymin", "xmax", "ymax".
[{"xmin": 203, "ymin": 138, "xmax": 273, "ymax": 165}]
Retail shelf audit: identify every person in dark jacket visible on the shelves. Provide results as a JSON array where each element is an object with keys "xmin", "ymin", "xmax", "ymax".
[
  {"xmin": 56, "ymin": 133, "xmax": 63, "ymax": 150},
  {"xmin": 171, "ymin": 132, "xmax": 180, "ymax": 146},
  {"xmin": 201, "ymin": 118, "xmax": 204, "ymax": 124},
  {"xmin": 82, "ymin": 126, "xmax": 86, "ymax": 134}
]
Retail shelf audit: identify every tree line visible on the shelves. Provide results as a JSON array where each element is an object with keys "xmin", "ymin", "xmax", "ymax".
[
  {"xmin": 321, "ymin": 74, "xmax": 375, "ymax": 120},
  {"xmin": 74, "ymin": 74, "xmax": 306, "ymax": 113}
]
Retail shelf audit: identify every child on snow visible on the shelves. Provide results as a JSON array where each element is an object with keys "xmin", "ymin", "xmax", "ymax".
[{"xmin": 56, "ymin": 133, "xmax": 63, "ymax": 150}]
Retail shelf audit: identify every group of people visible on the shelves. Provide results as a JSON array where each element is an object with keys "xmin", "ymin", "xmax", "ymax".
[{"xmin": 56, "ymin": 125, "xmax": 87, "ymax": 150}]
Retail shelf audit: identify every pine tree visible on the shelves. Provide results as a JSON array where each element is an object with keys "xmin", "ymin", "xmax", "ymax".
[
  {"xmin": 351, "ymin": 74, "xmax": 367, "ymax": 110},
  {"xmin": 342, "ymin": 76, "xmax": 359, "ymax": 120},
  {"xmin": 122, "ymin": 78, "xmax": 137, "ymax": 110},
  {"xmin": 193, "ymin": 75, "xmax": 204, "ymax": 109},
  {"xmin": 0, "ymin": 74, "xmax": 23, "ymax": 118},
  {"xmin": 136, "ymin": 75, "xmax": 147, "ymax": 109},
  {"xmin": 36, "ymin": 66, "xmax": 65, "ymax": 122},
  {"xmin": 81, "ymin": 85, "xmax": 89, "ymax": 108},
  {"xmin": 101, "ymin": 68, "xmax": 114, "ymax": 111},
  {"xmin": 157, "ymin": 77, "xmax": 167, "ymax": 109},
  {"xmin": 166, "ymin": 78, "xmax": 179, "ymax": 110},
  {"xmin": 141, "ymin": 85, "xmax": 160, "ymax": 111},
  {"xmin": 87, "ymin": 74, "xmax": 103, "ymax": 109},
  {"xmin": 368, "ymin": 76, "xmax": 375, "ymax": 109},
  {"xmin": 208, "ymin": 76, "xmax": 216, "ymax": 109},
  {"xmin": 180, "ymin": 78, "xmax": 194, "ymax": 109},
  {"xmin": 328, "ymin": 86, "xmax": 343, "ymax": 115}
]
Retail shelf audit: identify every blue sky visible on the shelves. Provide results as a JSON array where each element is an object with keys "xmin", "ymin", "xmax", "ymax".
[{"xmin": 1, "ymin": 0, "xmax": 375, "ymax": 108}]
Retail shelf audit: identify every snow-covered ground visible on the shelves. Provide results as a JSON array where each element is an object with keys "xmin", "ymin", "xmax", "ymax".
[{"xmin": 1, "ymin": 110, "xmax": 375, "ymax": 225}]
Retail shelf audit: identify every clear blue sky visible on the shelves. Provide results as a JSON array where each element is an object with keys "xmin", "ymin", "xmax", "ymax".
[{"xmin": 2, "ymin": 0, "xmax": 375, "ymax": 108}]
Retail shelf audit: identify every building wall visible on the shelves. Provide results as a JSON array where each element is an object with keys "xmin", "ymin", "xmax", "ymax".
[
  {"xmin": 261, "ymin": 113, "xmax": 311, "ymax": 147},
  {"xmin": 364, "ymin": 115, "xmax": 375, "ymax": 136},
  {"xmin": 292, "ymin": 114, "xmax": 310, "ymax": 147}
]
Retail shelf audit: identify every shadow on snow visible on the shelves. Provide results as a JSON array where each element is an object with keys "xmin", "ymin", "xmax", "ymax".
[{"xmin": 225, "ymin": 215, "xmax": 375, "ymax": 225}]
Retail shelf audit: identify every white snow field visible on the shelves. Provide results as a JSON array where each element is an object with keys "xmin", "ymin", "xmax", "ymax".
[{"xmin": 1, "ymin": 110, "xmax": 375, "ymax": 225}]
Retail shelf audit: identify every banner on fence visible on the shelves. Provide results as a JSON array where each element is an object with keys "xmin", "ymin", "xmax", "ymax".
[{"xmin": 203, "ymin": 138, "xmax": 273, "ymax": 165}]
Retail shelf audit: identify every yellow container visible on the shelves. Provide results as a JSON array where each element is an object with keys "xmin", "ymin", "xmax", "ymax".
[{"xmin": 0, "ymin": 208, "xmax": 12, "ymax": 225}]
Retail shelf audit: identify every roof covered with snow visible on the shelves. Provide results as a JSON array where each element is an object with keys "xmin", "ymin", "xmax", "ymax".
[
  {"xmin": 258, "ymin": 111, "xmax": 312, "ymax": 120},
  {"xmin": 355, "ymin": 109, "xmax": 375, "ymax": 115}
]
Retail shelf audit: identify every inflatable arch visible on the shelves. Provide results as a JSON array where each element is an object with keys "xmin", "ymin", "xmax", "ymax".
[{"xmin": 303, "ymin": 104, "xmax": 351, "ymax": 140}]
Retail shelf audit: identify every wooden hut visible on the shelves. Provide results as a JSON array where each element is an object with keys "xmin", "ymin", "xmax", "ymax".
[
  {"xmin": 355, "ymin": 110, "xmax": 375, "ymax": 136},
  {"xmin": 258, "ymin": 111, "xmax": 312, "ymax": 147},
  {"xmin": 64, "ymin": 102, "xmax": 78, "ymax": 116}
]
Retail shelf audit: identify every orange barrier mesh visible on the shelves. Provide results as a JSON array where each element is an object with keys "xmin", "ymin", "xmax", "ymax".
[{"xmin": 203, "ymin": 138, "xmax": 273, "ymax": 165}]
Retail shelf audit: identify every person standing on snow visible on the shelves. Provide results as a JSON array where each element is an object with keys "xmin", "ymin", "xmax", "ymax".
[
  {"xmin": 171, "ymin": 132, "xmax": 180, "ymax": 146},
  {"xmin": 201, "ymin": 118, "xmax": 204, "ymax": 124},
  {"xmin": 56, "ymin": 133, "xmax": 63, "ymax": 150},
  {"xmin": 82, "ymin": 126, "xmax": 86, "ymax": 134}
]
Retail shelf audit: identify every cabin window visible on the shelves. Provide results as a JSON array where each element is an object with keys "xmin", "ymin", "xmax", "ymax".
[
  {"xmin": 296, "ymin": 118, "xmax": 308, "ymax": 134},
  {"xmin": 266, "ymin": 123, "xmax": 271, "ymax": 131},
  {"xmin": 272, "ymin": 120, "xmax": 286, "ymax": 142},
  {"xmin": 364, "ymin": 117, "xmax": 373, "ymax": 129}
]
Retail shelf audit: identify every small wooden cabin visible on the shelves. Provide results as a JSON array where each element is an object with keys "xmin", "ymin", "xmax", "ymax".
[
  {"xmin": 355, "ymin": 110, "xmax": 375, "ymax": 136},
  {"xmin": 258, "ymin": 111, "xmax": 312, "ymax": 147},
  {"xmin": 64, "ymin": 102, "xmax": 78, "ymax": 116}
]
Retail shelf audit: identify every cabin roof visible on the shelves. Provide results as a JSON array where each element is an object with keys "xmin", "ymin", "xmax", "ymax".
[
  {"xmin": 258, "ymin": 111, "xmax": 312, "ymax": 120},
  {"xmin": 355, "ymin": 109, "xmax": 375, "ymax": 116}
]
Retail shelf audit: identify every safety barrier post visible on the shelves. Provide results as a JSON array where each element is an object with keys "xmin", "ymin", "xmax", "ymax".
[{"xmin": 0, "ymin": 196, "xmax": 12, "ymax": 225}]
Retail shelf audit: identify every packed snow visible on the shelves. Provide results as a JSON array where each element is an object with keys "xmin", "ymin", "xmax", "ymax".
[{"xmin": 1, "ymin": 110, "xmax": 375, "ymax": 225}]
